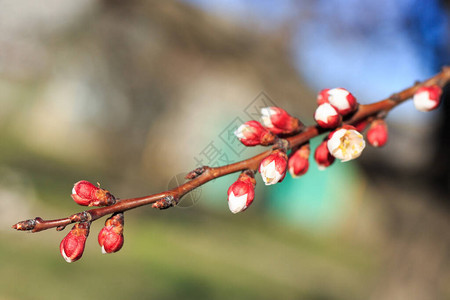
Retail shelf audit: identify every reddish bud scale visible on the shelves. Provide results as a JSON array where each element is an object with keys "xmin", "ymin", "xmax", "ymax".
[
  {"xmin": 367, "ymin": 119, "xmax": 388, "ymax": 147},
  {"xmin": 259, "ymin": 149, "xmax": 288, "ymax": 185},
  {"xmin": 234, "ymin": 120, "xmax": 276, "ymax": 146},
  {"xmin": 227, "ymin": 172, "xmax": 256, "ymax": 214},
  {"xmin": 71, "ymin": 180, "xmax": 116, "ymax": 207},
  {"xmin": 314, "ymin": 140, "xmax": 335, "ymax": 170},
  {"xmin": 98, "ymin": 213, "xmax": 124, "ymax": 254},
  {"xmin": 288, "ymin": 144, "xmax": 310, "ymax": 178},
  {"xmin": 60, "ymin": 222, "xmax": 90, "ymax": 263},
  {"xmin": 260, "ymin": 107, "xmax": 303, "ymax": 135}
]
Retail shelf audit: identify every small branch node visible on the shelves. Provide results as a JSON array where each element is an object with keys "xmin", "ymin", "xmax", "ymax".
[
  {"xmin": 152, "ymin": 195, "xmax": 178, "ymax": 210},
  {"xmin": 389, "ymin": 93, "xmax": 401, "ymax": 102},
  {"xmin": 185, "ymin": 166, "xmax": 209, "ymax": 180},
  {"xmin": 274, "ymin": 139, "xmax": 289, "ymax": 152},
  {"xmin": 69, "ymin": 211, "xmax": 92, "ymax": 223}
]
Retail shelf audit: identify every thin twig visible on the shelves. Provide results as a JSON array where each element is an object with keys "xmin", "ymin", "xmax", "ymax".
[{"xmin": 12, "ymin": 66, "xmax": 450, "ymax": 233}]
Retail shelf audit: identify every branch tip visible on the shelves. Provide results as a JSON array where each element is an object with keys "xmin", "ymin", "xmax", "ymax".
[{"xmin": 12, "ymin": 217, "xmax": 42, "ymax": 231}]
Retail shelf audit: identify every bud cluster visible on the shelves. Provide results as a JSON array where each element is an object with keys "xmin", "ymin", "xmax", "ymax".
[
  {"xmin": 59, "ymin": 180, "xmax": 125, "ymax": 263},
  {"xmin": 314, "ymin": 88, "xmax": 358, "ymax": 129},
  {"xmin": 35, "ymin": 80, "xmax": 446, "ymax": 263}
]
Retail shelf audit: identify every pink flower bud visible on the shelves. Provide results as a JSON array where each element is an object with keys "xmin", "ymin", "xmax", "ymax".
[
  {"xmin": 367, "ymin": 119, "xmax": 388, "ymax": 147},
  {"xmin": 288, "ymin": 144, "xmax": 310, "ymax": 178},
  {"xmin": 317, "ymin": 88, "xmax": 330, "ymax": 105},
  {"xmin": 327, "ymin": 125, "xmax": 365, "ymax": 162},
  {"xmin": 234, "ymin": 120, "xmax": 276, "ymax": 146},
  {"xmin": 71, "ymin": 180, "xmax": 116, "ymax": 207},
  {"xmin": 318, "ymin": 88, "xmax": 358, "ymax": 116},
  {"xmin": 60, "ymin": 222, "xmax": 90, "ymax": 263},
  {"xmin": 259, "ymin": 149, "xmax": 288, "ymax": 185},
  {"xmin": 314, "ymin": 140, "xmax": 335, "ymax": 170},
  {"xmin": 98, "ymin": 213, "xmax": 124, "ymax": 254},
  {"xmin": 260, "ymin": 107, "xmax": 303, "ymax": 135},
  {"xmin": 413, "ymin": 85, "xmax": 442, "ymax": 112},
  {"xmin": 227, "ymin": 172, "xmax": 256, "ymax": 214},
  {"xmin": 314, "ymin": 103, "xmax": 341, "ymax": 128}
]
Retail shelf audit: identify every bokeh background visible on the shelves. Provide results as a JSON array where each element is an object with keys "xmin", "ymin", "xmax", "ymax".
[{"xmin": 1, "ymin": 0, "xmax": 450, "ymax": 299}]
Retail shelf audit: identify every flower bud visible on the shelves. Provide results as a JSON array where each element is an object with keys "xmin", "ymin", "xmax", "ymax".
[
  {"xmin": 327, "ymin": 125, "xmax": 365, "ymax": 162},
  {"xmin": 314, "ymin": 103, "xmax": 341, "ymax": 128},
  {"xmin": 227, "ymin": 172, "xmax": 256, "ymax": 214},
  {"xmin": 367, "ymin": 119, "xmax": 388, "ymax": 147},
  {"xmin": 260, "ymin": 107, "xmax": 303, "ymax": 135},
  {"xmin": 234, "ymin": 120, "xmax": 276, "ymax": 146},
  {"xmin": 318, "ymin": 88, "xmax": 358, "ymax": 116},
  {"xmin": 314, "ymin": 140, "xmax": 335, "ymax": 170},
  {"xmin": 98, "ymin": 213, "xmax": 124, "ymax": 254},
  {"xmin": 71, "ymin": 180, "xmax": 116, "ymax": 207},
  {"xmin": 288, "ymin": 144, "xmax": 310, "ymax": 178},
  {"xmin": 60, "ymin": 222, "xmax": 90, "ymax": 263},
  {"xmin": 259, "ymin": 149, "xmax": 288, "ymax": 185},
  {"xmin": 413, "ymin": 85, "xmax": 442, "ymax": 112}
]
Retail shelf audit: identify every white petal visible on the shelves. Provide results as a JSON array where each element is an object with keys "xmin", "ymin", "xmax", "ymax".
[
  {"xmin": 328, "ymin": 88, "xmax": 351, "ymax": 110},
  {"xmin": 234, "ymin": 124, "xmax": 247, "ymax": 139},
  {"xmin": 260, "ymin": 160, "xmax": 282, "ymax": 185},
  {"xmin": 260, "ymin": 107, "xmax": 276, "ymax": 116},
  {"xmin": 61, "ymin": 249, "xmax": 73, "ymax": 263},
  {"xmin": 101, "ymin": 245, "xmax": 108, "ymax": 254},
  {"xmin": 328, "ymin": 129, "xmax": 365, "ymax": 162},
  {"xmin": 260, "ymin": 107, "xmax": 275, "ymax": 128},
  {"xmin": 72, "ymin": 187, "xmax": 76, "ymax": 195},
  {"xmin": 315, "ymin": 103, "xmax": 338, "ymax": 123},
  {"xmin": 228, "ymin": 191, "xmax": 248, "ymax": 214},
  {"xmin": 413, "ymin": 92, "xmax": 436, "ymax": 112},
  {"xmin": 327, "ymin": 129, "xmax": 346, "ymax": 153}
]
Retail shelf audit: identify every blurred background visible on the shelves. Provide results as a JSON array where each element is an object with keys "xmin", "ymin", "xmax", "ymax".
[{"xmin": 1, "ymin": 0, "xmax": 450, "ymax": 299}]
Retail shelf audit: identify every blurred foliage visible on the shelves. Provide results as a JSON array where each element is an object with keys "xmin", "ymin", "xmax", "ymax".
[{"xmin": 2, "ymin": 0, "xmax": 450, "ymax": 299}]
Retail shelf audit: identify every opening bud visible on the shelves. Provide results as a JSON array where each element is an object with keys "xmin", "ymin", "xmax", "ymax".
[
  {"xmin": 259, "ymin": 149, "xmax": 288, "ymax": 185},
  {"xmin": 314, "ymin": 140, "xmax": 335, "ymax": 170},
  {"xmin": 413, "ymin": 85, "xmax": 442, "ymax": 112},
  {"xmin": 288, "ymin": 144, "xmax": 310, "ymax": 178},
  {"xmin": 327, "ymin": 125, "xmax": 365, "ymax": 162},
  {"xmin": 314, "ymin": 103, "xmax": 341, "ymax": 128},
  {"xmin": 227, "ymin": 171, "xmax": 256, "ymax": 214},
  {"xmin": 71, "ymin": 180, "xmax": 116, "ymax": 207},
  {"xmin": 98, "ymin": 213, "xmax": 124, "ymax": 254},
  {"xmin": 234, "ymin": 120, "xmax": 276, "ymax": 146},
  {"xmin": 260, "ymin": 107, "xmax": 303, "ymax": 135},
  {"xmin": 367, "ymin": 119, "xmax": 388, "ymax": 147},
  {"xmin": 317, "ymin": 88, "xmax": 358, "ymax": 116},
  {"xmin": 60, "ymin": 222, "xmax": 90, "ymax": 263}
]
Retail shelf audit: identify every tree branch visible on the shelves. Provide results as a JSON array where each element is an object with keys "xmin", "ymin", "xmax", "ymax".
[{"xmin": 13, "ymin": 66, "xmax": 450, "ymax": 233}]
